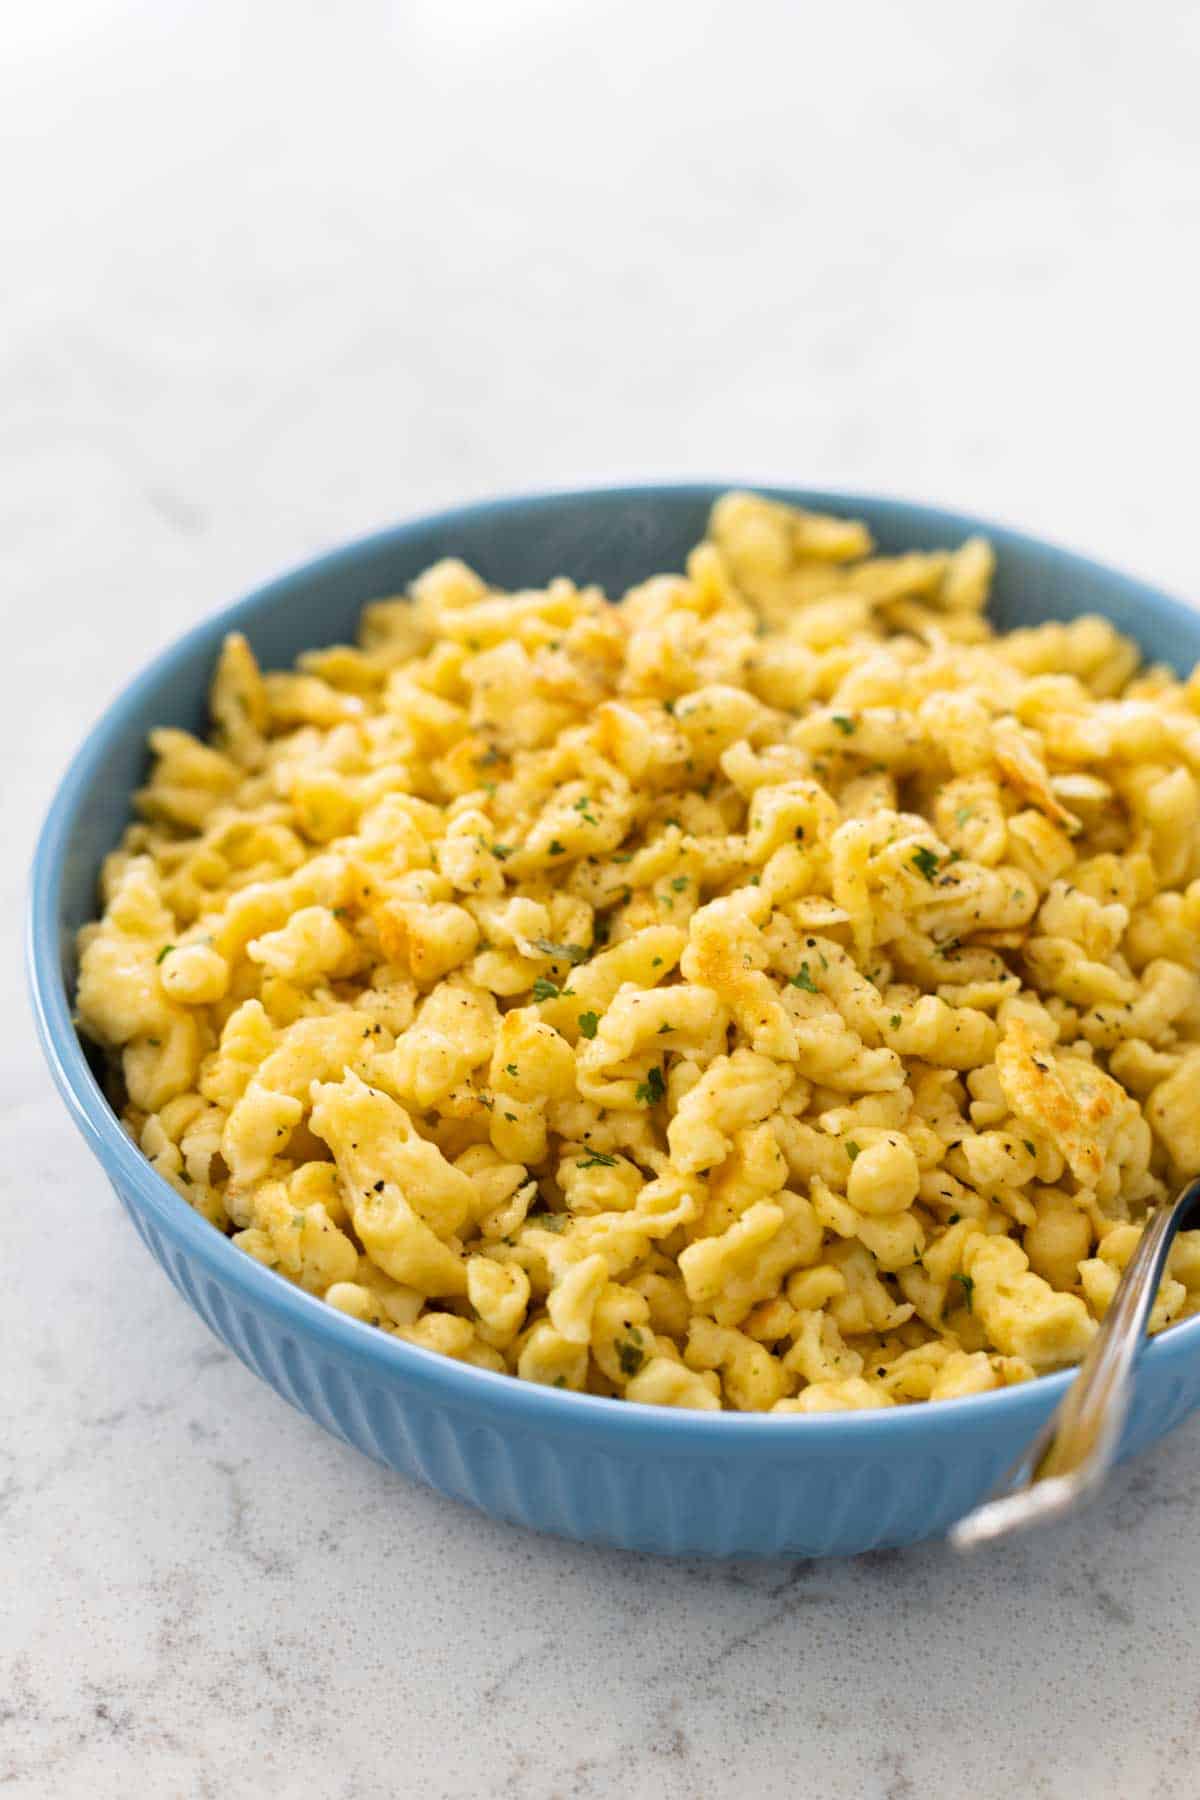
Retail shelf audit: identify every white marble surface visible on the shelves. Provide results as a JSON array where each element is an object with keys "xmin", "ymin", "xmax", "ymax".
[{"xmin": 5, "ymin": 2, "xmax": 1200, "ymax": 1794}]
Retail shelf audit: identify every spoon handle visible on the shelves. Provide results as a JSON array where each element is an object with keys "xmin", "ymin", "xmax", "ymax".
[{"xmin": 950, "ymin": 1175, "xmax": 1200, "ymax": 1551}]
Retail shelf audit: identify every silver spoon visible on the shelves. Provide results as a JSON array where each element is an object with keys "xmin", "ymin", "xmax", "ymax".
[{"xmin": 950, "ymin": 1175, "xmax": 1200, "ymax": 1551}]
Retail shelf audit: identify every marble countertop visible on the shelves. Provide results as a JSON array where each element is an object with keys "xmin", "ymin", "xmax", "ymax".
[{"xmin": 5, "ymin": 3, "xmax": 1200, "ymax": 1794}]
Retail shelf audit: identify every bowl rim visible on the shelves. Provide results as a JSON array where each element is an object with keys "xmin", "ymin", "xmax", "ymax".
[{"xmin": 28, "ymin": 479, "xmax": 1200, "ymax": 1447}]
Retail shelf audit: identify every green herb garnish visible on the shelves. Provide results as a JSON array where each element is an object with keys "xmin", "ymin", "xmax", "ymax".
[
  {"xmin": 635, "ymin": 1066, "xmax": 666, "ymax": 1106},
  {"xmin": 911, "ymin": 847, "xmax": 940, "ymax": 882},
  {"xmin": 533, "ymin": 938, "xmax": 587, "ymax": 964},
  {"xmin": 950, "ymin": 1272, "xmax": 975, "ymax": 1312},
  {"xmin": 577, "ymin": 1011, "xmax": 599, "ymax": 1039},
  {"xmin": 790, "ymin": 963, "xmax": 818, "ymax": 993},
  {"xmin": 615, "ymin": 1327, "xmax": 645, "ymax": 1377}
]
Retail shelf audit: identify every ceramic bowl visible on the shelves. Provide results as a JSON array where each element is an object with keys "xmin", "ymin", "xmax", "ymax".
[{"xmin": 29, "ymin": 485, "xmax": 1200, "ymax": 1557}]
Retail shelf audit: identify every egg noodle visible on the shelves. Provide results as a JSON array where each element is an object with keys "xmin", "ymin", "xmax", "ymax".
[{"xmin": 76, "ymin": 493, "xmax": 1200, "ymax": 1410}]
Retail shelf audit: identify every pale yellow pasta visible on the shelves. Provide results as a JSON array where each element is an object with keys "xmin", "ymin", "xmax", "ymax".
[{"xmin": 76, "ymin": 492, "xmax": 1200, "ymax": 1410}]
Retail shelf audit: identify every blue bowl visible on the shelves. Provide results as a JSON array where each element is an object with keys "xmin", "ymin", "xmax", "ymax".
[{"xmin": 29, "ymin": 485, "xmax": 1200, "ymax": 1558}]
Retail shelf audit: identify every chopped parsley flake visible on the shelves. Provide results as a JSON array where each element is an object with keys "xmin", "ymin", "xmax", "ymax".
[
  {"xmin": 155, "ymin": 945, "xmax": 175, "ymax": 965},
  {"xmin": 635, "ymin": 1066, "xmax": 666, "ymax": 1106},
  {"xmin": 577, "ymin": 1010, "xmax": 600, "ymax": 1039},
  {"xmin": 845, "ymin": 1140, "xmax": 862, "ymax": 1162},
  {"xmin": 490, "ymin": 843, "xmax": 514, "ymax": 861},
  {"xmin": 577, "ymin": 1151, "xmax": 618, "ymax": 1169},
  {"xmin": 889, "ymin": 1014, "xmax": 901, "ymax": 1029},
  {"xmin": 548, "ymin": 840, "xmax": 566, "ymax": 855},
  {"xmin": 670, "ymin": 876, "xmax": 689, "ymax": 892},
  {"xmin": 616, "ymin": 1328, "xmax": 646, "ymax": 1377},
  {"xmin": 533, "ymin": 938, "xmax": 588, "ymax": 964},
  {"xmin": 832, "ymin": 714, "xmax": 855, "ymax": 736},
  {"xmin": 911, "ymin": 846, "xmax": 940, "ymax": 882},
  {"xmin": 531, "ymin": 977, "xmax": 560, "ymax": 1001},
  {"xmin": 950, "ymin": 1272, "xmax": 975, "ymax": 1312},
  {"xmin": 790, "ymin": 963, "xmax": 818, "ymax": 993}
]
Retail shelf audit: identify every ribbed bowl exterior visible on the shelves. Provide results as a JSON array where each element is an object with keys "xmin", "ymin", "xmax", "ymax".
[
  {"xmin": 30, "ymin": 485, "xmax": 1200, "ymax": 1559},
  {"xmin": 110, "ymin": 1171, "xmax": 1200, "ymax": 1556}
]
